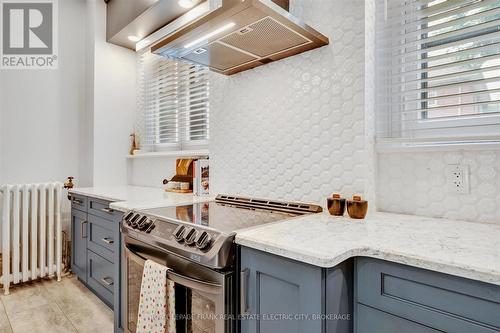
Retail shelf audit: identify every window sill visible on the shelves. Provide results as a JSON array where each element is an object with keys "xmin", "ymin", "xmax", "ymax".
[
  {"xmin": 126, "ymin": 150, "xmax": 209, "ymax": 159},
  {"xmin": 376, "ymin": 139, "xmax": 500, "ymax": 153}
]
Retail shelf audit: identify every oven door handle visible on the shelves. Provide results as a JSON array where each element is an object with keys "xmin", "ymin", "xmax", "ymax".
[
  {"xmin": 125, "ymin": 245, "xmax": 147, "ymax": 265},
  {"xmin": 125, "ymin": 244, "xmax": 222, "ymax": 294},
  {"xmin": 167, "ymin": 270, "xmax": 222, "ymax": 295}
]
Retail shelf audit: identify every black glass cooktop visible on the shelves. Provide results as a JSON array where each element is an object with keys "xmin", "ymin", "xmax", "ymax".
[{"xmin": 140, "ymin": 201, "xmax": 297, "ymax": 234}]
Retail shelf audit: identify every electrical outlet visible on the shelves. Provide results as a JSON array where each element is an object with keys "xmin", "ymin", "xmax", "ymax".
[{"xmin": 446, "ymin": 164, "xmax": 470, "ymax": 194}]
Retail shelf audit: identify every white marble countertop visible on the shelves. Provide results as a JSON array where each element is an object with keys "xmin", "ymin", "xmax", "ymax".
[
  {"xmin": 236, "ymin": 212, "xmax": 500, "ymax": 286},
  {"xmin": 69, "ymin": 186, "xmax": 213, "ymax": 212}
]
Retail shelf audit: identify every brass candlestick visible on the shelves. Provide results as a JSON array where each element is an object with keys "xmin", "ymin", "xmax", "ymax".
[{"xmin": 129, "ymin": 133, "xmax": 138, "ymax": 155}]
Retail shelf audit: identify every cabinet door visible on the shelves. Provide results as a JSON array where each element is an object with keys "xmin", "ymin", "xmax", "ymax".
[
  {"xmin": 71, "ymin": 209, "xmax": 88, "ymax": 281},
  {"xmin": 240, "ymin": 247, "xmax": 323, "ymax": 333},
  {"xmin": 356, "ymin": 258, "xmax": 500, "ymax": 333}
]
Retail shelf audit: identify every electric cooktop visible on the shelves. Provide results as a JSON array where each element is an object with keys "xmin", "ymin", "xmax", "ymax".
[{"xmin": 122, "ymin": 195, "xmax": 323, "ymax": 268}]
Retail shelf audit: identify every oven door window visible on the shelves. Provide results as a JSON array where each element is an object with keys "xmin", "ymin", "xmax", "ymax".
[
  {"xmin": 126, "ymin": 253, "xmax": 144, "ymax": 333},
  {"xmin": 176, "ymin": 288, "xmax": 222, "ymax": 333}
]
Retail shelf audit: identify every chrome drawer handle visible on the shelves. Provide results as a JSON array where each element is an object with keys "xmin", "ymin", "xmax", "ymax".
[
  {"xmin": 73, "ymin": 198, "xmax": 83, "ymax": 205},
  {"xmin": 100, "ymin": 277, "xmax": 114, "ymax": 286},
  {"xmin": 240, "ymin": 268, "xmax": 249, "ymax": 314},
  {"xmin": 101, "ymin": 207, "xmax": 114, "ymax": 214},
  {"xmin": 81, "ymin": 221, "xmax": 88, "ymax": 239},
  {"xmin": 102, "ymin": 237, "xmax": 114, "ymax": 245}
]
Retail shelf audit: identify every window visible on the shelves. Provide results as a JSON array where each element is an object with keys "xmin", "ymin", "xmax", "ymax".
[
  {"xmin": 376, "ymin": 0, "xmax": 500, "ymax": 146},
  {"xmin": 137, "ymin": 51, "xmax": 209, "ymax": 152}
]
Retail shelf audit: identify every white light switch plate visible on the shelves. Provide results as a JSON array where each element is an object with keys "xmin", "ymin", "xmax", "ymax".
[{"xmin": 446, "ymin": 164, "xmax": 470, "ymax": 194}]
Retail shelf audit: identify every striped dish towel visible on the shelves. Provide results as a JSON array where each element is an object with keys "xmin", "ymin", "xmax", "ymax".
[{"xmin": 136, "ymin": 260, "xmax": 176, "ymax": 333}]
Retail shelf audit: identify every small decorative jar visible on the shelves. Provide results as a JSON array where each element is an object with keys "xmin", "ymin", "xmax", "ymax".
[
  {"xmin": 347, "ymin": 195, "xmax": 368, "ymax": 219},
  {"xmin": 327, "ymin": 194, "xmax": 346, "ymax": 216}
]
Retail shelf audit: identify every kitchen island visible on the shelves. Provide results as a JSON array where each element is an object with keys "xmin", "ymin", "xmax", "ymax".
[{"xmin": 237, "ymin": 212, "xmax": 500, "ymax": 333}]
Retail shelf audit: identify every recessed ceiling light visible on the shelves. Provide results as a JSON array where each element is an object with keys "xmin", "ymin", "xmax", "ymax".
[
  {"xmin": 178, "ymin": 0, "xmax": 196, "ymax": 9},
  {"xmin": 128, "ymin": 35, "xmax": 141, "ymax": 42},
  {"xmin": 184, "ymin": 22, "xmax": 236, "ymax": 49}
]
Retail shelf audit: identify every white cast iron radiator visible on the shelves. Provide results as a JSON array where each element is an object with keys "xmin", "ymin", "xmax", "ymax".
[{"xmin": 0, "ymin": 183, "xmax": 63, "ymax": 295}]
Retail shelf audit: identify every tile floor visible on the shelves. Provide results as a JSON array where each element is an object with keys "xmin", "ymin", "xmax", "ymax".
[{"xmin": 0, "ymin": 275, "xmax": 113, "ymax": 333}]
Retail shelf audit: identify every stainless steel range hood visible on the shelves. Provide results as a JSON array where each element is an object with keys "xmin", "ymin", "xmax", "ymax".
[{"xmin": 150, "ymin": 0, "xmax": 329, "ymax": 75}]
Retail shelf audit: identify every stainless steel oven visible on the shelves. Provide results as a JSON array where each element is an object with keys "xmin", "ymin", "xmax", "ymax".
[
  {"xmin": 122, "ymin": 236, "xmax": 235, "ymax": 333},
  {"xmin": 120, "ymin": 195, "xmax": 322, "ymax": 333}
]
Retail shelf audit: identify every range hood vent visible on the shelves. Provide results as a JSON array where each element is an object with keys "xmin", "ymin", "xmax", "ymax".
[{"xmin": 150, "ymin": 0, "xmax": 329, "ymax": 75}]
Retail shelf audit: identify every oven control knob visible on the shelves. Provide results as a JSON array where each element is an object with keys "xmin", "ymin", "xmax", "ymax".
[
  {"xmin": 184, "ymin": 228, "xmax": 198, "ymax": 246},
  {"xmin": 195, "ymin": 231, "xmax": 212, "ymax": 251},
  {"xmin": 132, "ymin": 215, "xmax": 146, "ymax": 229},
  {"xmin": 173, "ymin": 225, "xmax": 186, "ymax": 242},
  {"xmin": 145, "ymin": 223, "xmax": 155, "ymax": 233},
  {"xmin": 128, "ymin": 214, "xmax": 139, "ymax": 227},
  {"xmin": 138, "ymin": 219, "xmax": 152, "ymax": 231},
  {"xmin": 124, "ymin": 212, "xmax": 134, "ymax": 225}
]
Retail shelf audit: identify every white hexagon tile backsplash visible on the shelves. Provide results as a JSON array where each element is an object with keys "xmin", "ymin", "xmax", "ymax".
[
  {"xmin": 129, "ymin": 0, "xmax": 499, "ymax": 225},
  {"xmin": 209, "ymin": 0, "xmax": 369, "ymax": 205},
  {"xmin": 378, "ymin": 151, "xmax": 500, "ymax": 224}
]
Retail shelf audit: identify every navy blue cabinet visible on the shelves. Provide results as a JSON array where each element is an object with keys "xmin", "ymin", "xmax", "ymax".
[
  {"xmin": 240, "ymin": 246, "xmax": 352, "ymax": 333},
  {"xmin": 70, "ymin": 194, "xmax": 123, "ymax": 332},
  {"xmin": 355, "ymin": 258, "xmax": 500, "ymax": 333},
  {"xmin": 240, "ymin": 250, "xmax": 500, "ymax": 333}
]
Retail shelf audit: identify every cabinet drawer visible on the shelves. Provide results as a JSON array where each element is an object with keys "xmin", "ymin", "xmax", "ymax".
[
  {"xmin": 88, "ymin": 215, "xmax": 115, "ymax": 261},
  {"xmin": 87, "ymin": 250, "xmax": 114, "ymax": 307},
  {"xmin": 70, "ymin": 194, "xmax": 87, "ymax": 212},
  {"xmin": 357, "ymin": 304, "xmax": 440, "ymax": 333},
  {"xmin": 356, "ymin": 258, "xmax": 500, "ymax": 333},
  {"xmin": 88, "ymin": 198, "xmax": 122, "ymax": 222}
]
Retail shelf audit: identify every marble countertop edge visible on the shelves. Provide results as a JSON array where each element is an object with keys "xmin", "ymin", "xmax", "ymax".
[
  {"xmin": 235, "ymin": 236, "xmax": 500, "ymax": 286},
  {"xmin": 69, "ymin": 190, "xmax": 126, "ymax": 202},
  {"xmin": 69, "ymin": 186, "xmax": 214, "ymax": 212}
]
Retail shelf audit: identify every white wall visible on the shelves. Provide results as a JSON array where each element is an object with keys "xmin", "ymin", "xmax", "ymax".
[
  {"xmin": 90, "ymin": 0, "xmax": 136, "ymax": 187},
  {"xmin": 81, "ymin": 0, "xmax": 96, "ymax": 187},
  {"xmin": 0, "ymin": 75, "xmax": 4, "ymax": 185},
  {"xmin": 0, "ymin": 0, "xmax": 135, "ymax": 188},
  {"xmin": 0, "ymin": 0, "xmax": 136, "ymax": 228},
  {"xmin": 0, "ymin": 0, "xmax": 87, "ymax": 228},
  {"xmin": 0, "ymin": 0, "xmax": 86, "ymax": 186}
]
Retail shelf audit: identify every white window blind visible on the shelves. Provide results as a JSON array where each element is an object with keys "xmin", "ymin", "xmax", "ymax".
[
  {"xmin": 137, "ymin": 51, "xmax": 209, "ymax": 151},
  {"xmin": 376, "ymin": 0, "xmax": 500, "ymax": 146}
]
